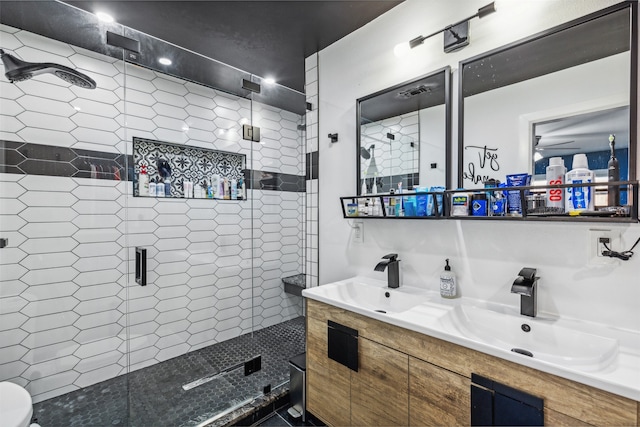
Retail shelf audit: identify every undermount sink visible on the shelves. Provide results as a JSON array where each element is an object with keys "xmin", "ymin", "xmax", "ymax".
[
  {"xmin": 311, "ymin": 280, "xmax": 433, "ymax": 314},
  {"xmin": 439, "ymin": 305, "xmax": 619, "ymax": 372}
]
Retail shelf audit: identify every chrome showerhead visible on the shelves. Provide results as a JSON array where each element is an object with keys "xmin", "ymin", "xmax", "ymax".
[{"xmin": 1, "ymin": 49, "xmax": 96, "ymax": 89}]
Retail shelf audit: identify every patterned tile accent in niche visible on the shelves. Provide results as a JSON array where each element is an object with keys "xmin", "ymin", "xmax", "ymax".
[{"xmin": 133, "ymin": 137, "xmax": 246, "ymax": 198}]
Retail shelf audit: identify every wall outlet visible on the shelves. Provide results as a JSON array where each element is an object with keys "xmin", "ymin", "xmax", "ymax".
[
  {"xmin": 589, "ymin": 229, "xmax": 619, "ymax": 265},
  {"xmin": 352, "ymin": 221, "xmax": 364, "ymax": 244}
]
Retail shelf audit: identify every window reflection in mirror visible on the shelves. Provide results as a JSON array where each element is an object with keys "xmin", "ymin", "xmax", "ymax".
[
  {"xmin": 459, "ymin": 4, "xmax": 636, "ymax": 192},
  {"xmin": 357, "ymin": 67, "xmax": 450, "ymax": 194}
]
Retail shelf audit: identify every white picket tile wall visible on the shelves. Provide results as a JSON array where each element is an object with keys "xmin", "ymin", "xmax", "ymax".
[{"xmin": 0, "ymin": 25, "xmax": 304, "ymax": 403}]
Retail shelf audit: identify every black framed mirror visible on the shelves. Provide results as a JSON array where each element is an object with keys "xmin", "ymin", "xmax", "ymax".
[
  {"xmin": 357, "ymin": 66, "xmax": 451, "ymax": 195},
  {"xmin": 458, "ymin": 2, "xmax": 637, "ymax": 198}
]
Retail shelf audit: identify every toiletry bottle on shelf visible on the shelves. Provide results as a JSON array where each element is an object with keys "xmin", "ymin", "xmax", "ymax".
[
  {"xmin": 231, "ymin": 179, "xmax": 238, "ymax": 200},
  {"xmin": 440, "ymin": 259, "xmax": 457, "ymax": 299},
  {"xmin": 149, "ymin": 177, "xmax": 157, "ymax": 197},
  {"xmin": 608, "ymin": 134, "xmax": 620, "ymax": 207},
  {"xmin": 157, "ymin": 178, "xmax": 165, "ymax": 198},
  {"xmin": 207, "ymin": 179, "xmax": 214, "ymax": 199},
  {"xmin": 396, "ymin": 182, "xmax": 403, "ymax": 217},
  {"xmin": 223, "ymin": 178, "xmax": 230, "ymax": 199},
  {"xmin": 565, "ymin": 153, "xmax": 595, "ymax": 212},
  {"xmin": 138, "ymin": 165, "xmax": 149, "ymax": 196},
  {"xmin": 211, "ymin": 174, "xmax": 220, "ymax": 199},
  {"xmin": 545, "ymin": 157, "xmax": 566, "ymax": 212},
  {"xmin": 371, "ymin": 180, "xmax": 379, "ymax": 216},
  {"xmin": 164, "ymin": 177, "xmax": 171, "ymax": 197}
]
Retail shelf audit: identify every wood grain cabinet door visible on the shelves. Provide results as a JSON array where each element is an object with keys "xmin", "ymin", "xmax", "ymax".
[
  {"xmin": 306, "ymin": 316, "xmax": 351, "ymax": 427},
  {"xmin": 409, "ymin": 356, "xmax": 470, "ymax": 426},
  {"xmin": 351, "ymin": 337, "xmax": 409, "ymax": 426}
]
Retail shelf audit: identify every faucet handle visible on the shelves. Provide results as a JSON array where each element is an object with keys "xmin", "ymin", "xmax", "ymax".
[
  {"xmin": 518, "ymin": 267, "xmax": 537, "ymax": 281},
  {"xmin": 382, "ymin": 253, "xmax": 399, "ymax": 261}
]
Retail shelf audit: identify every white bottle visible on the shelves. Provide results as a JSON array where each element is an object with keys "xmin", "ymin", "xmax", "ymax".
[
  {"xmin": 440, "ymin": 259, "xmax": 457, "ymax": 299},
  {"xmin": 565, "ymin": 153, "xmax": 595, "ymax": 212},
  {"xmin": 545, "ymin": 157, "xmax": 566, "ymax": 211},
  {"xmin": 149, "ymin": 178, "xmax": 157, "ymax": 197},
  {"xmin": 138, "ymin": 170, "xmax": 149, "ymax": 196}
]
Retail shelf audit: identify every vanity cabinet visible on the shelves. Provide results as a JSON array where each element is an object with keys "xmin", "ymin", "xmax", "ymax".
[
  {"xmin": 306, "ymin": 299, "xmax": 640, "ymax": 427},
  {"xmin": 307, "ymin": 311, "xmax": 409, "ymax": 426},
  {"xmin": 351, "ymin": 337, "xmax": 408, "ymax": 426},
  {"xmin": 409, "ymin": 356, "xmax": 469, "ymax": 426}
]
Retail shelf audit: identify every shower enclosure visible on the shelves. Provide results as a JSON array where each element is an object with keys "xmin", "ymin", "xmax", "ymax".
[{"xmin": 0, "ymin": 4, "xmax": 306, "ymax": 426}]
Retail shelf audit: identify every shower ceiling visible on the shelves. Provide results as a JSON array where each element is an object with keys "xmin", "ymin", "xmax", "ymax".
[{"xmin": 62, "ymin": 0, "xmax": 404, "ymax": 93}]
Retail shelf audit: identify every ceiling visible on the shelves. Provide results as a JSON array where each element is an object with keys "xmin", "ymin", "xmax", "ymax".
[
  {"xmin": 534, "ymin": 106, "xmax": 629, "ymax": 158},
  {"xmin": 63, "ymin": 1, "xmax": 404, "ymax": 93}
]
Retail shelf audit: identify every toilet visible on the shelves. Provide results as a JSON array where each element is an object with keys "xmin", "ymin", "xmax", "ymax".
[{"xmin": 0, "ymin": 382, "xmax": 34, "ymax": 427}]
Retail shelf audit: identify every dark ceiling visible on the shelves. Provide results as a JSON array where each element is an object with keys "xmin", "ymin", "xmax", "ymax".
[{"xmin": 63, "ymin": 1, "xmax": 403, "ymax": 93}]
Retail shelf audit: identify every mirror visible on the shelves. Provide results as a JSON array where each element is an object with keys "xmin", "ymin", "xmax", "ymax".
[
  {"xmin": 357, "ymin": 66, "xmax": 451, "ymax": 194},
  {"xmin": 459, "ymin": 3, "xmax": 636, "ymax": 192}
]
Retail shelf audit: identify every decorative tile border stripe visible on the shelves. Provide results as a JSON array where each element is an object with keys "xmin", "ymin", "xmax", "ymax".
[
  {"xmin": 0, "ymin": 140, "xmax": 129, "ymax": 180},
  {"xmin": 0, "ymin": 140, "xmax": 306, "ymax": 193}
]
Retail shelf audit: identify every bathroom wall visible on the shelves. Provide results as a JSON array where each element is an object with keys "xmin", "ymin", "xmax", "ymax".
[
  {"xmin": 316, "ymin": 0, "xmax": 640, "ymax": 329},
  {"xmin": 0, "ymin": 25, "xmax": 304, "ymax": 402},
  {"xmin": 305, "ymin": 53, "xmax": 319, "ymax": 288}
]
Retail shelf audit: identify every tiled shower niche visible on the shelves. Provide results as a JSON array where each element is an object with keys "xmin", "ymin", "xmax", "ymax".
[{"xmin": 133, "ymin": 137, "xmax": 246, "ymax": 199}]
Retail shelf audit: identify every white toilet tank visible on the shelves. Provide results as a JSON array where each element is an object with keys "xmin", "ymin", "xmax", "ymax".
[{"xmin": 0, "ymin": 381, "xmax": 34, "ymax": 427}]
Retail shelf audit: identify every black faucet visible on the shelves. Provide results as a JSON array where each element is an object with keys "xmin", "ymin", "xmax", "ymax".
[
  {"xmin": 374, "ymin": 253, "xmax": 400, "ymax": 288},
  {"xmin": 511, "ymin": 268, "xmax": 538, "ymax": 317}
]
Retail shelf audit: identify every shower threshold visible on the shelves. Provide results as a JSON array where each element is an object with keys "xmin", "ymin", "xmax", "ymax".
[{"xmin": 182, "ymin": 354, "xmax": 262, "ymax": 391}]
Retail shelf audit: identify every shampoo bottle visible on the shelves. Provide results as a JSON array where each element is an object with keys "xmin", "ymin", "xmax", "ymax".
[
  {"xmin": 149, "ymin": 177, "xmax": 157, "ymax": 197},
  {"xmin": 565, "ymin": 153, "xmax": 595, "ymax": 212},
  {"xmin": 231, "ymin": 179, "xmax": 238, "ymax": 200},
  {"xmin": 138, "ymin": 166, "xmax": 149, "ymax": 196},
  {"xmin": 440, "ymin": 259, "xmax": 457, "ymax": 299},
  {"xmin": 545, "ymin": 157, "xmax": 566, "ymax": 212}
]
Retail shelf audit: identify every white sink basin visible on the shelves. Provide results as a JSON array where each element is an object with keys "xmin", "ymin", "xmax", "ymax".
[
  {"xmin": 439, "ymin": 305, "xmax": 619, "ymax": 372},
  {"xmin": 305, "ymin": 279, "xmax": 433, "ymax": 314}
]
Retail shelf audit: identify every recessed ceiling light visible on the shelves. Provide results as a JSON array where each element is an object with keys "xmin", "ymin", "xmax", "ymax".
[
  {"xmin": 263, "ymin": 77, "xmax": 276, "ymax": 85},
  {"xmin": 158, "ymin": 58, "xmax": 172, "ymax": 66},
  {"xmin": 96, "ymin": 12, "xmax": 114, "ymax": 23}
]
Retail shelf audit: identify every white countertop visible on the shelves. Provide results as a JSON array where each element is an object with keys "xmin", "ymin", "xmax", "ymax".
[{"xmin": 302, "ymin": 276, "xmax": 640, "ymax": 401}]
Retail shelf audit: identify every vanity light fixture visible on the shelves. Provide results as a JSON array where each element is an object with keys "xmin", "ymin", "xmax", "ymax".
[
  {"xmin": 158, "ymin": 57, "xmax": 172, "ymax": 66},
  {"xmin": 394, "ymin": 2, "xmax": 496, "ymax": 56}
]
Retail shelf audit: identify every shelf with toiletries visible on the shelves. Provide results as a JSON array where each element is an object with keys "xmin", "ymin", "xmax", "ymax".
[
  {"xmin": 341, "ymin": 181, "xmax": 638, "ymax": 222},
  {"xmin": 341, "ymin": 189, "xmax": 447, "ymax": 219},
  {"xmin": 133, "ymin": 137, "xmax": 247, "ymax": 200}
]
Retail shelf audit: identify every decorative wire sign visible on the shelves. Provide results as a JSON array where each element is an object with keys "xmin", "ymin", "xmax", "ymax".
[{"xmin": 133, "ymin": 137, "xmax": 246, "ymax": 198}]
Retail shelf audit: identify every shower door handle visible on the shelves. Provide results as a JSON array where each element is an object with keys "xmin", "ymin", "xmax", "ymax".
[
  {"xmin": 0, "ymin": 238, "xmax": 7, "ymax": 248},
  {"xmin": 135, "ymin": 247, "xmax": 147, "ymax": 286}
]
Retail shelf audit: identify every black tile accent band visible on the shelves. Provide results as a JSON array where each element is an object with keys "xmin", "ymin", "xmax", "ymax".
[{"xmin": 1, "ymin": 140, "xmax": 306, "ymax": 193}]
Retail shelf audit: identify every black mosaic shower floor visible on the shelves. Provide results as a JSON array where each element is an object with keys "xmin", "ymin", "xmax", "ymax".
[{"xmin": 32, "ymin": 317, "xmax": 306, "ymax": 427}]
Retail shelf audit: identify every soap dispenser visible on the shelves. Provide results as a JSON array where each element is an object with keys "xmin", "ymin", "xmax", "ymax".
[{"xmin": 440, "ymin": 259, "xmax": 457, "ymax": 298}]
